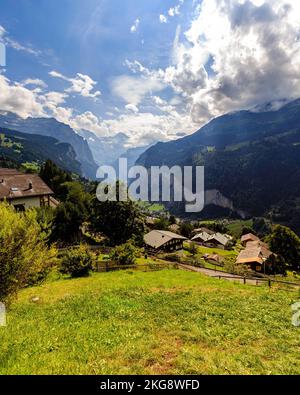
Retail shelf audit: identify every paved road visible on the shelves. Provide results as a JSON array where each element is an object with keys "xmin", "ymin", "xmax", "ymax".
[{"xmin": 178, "ymin": 264, "xmax": 264, "ymax": 286}]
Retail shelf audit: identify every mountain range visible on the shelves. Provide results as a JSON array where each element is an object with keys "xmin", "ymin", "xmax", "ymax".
[
  {"xmin": 0, "ymin": 112, "xmax": 97, "ymax": 179},
  {"xmin": 137, "ymin": 98, "xmax": 300, "ymax": 233}
]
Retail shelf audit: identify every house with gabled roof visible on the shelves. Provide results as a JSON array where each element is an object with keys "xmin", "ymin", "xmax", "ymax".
[
  {"xmin": 0, "ymin": 168, "xmax": 58, "ymax": 211},
  {"xmin": 144, "ymin": 230, "xmax": 187, "ymax": 252}
]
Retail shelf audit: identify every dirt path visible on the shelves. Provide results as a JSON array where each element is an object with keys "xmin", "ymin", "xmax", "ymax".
[{"xmin": 178, "ymin": 263, "xmax": 264, "ymax": 286}]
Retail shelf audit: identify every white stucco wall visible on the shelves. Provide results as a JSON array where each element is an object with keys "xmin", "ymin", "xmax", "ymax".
[{"xmin": 10, "ymin": 196, "xmax": 41, "ymax": 209}]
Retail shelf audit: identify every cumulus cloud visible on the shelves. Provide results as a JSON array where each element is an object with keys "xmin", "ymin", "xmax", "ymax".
[
  {"xmin": 130, "ymin": 18, "xmax": 140, "ymax": 33},
  {"xmin": 49, "ymin": 70, "xmax": 101, "ymax": 99},
  {"xmin": 0, "ymin": 74, "xmax": 44, "ymax": 118},
  {"xmin": 177, "ymin": 0, "xmax": 300, "ymax": 121},
  {"xmin": 131, "ymin": 0, "xmax": 300, "ymax": 126}
]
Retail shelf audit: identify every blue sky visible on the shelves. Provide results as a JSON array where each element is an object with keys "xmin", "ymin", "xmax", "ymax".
[
  {"xmin": 0, "ymin": 0, "xmax": 300, "ymax": 146},
  {"xmin": 0, "ymin": 0, "xmax": 193, "ymax": 118}
]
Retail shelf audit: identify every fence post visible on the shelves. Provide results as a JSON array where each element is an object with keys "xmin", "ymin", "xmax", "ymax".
[
  {"xmin": 268, "ymin": 279, "xmax": 271, "ymax": 288},
  {"xmin": 244, "ymin": 277, "xmax": 246, "ymax": 285}
]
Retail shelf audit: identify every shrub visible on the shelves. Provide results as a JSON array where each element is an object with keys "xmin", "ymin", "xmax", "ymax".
[
  {"xmin": 110, "ymin": 242, "xmax": 141, "ymax": 266},
  {"xmin": 60, "ymin": 245, "xmax": 94, "ymax": 278},
  {"xmin": 0, "ymin": 203, "xmax": 57, "ymax": 304}
]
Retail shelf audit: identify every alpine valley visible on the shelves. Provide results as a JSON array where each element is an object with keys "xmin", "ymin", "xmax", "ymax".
[{"xmin": 137, "ymin": 98, "xmax": 300, "ymax": 234}]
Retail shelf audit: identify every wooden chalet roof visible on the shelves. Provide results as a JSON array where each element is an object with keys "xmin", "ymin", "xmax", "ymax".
[
  {"xmin": 241, "ymin": 233, "xmax": 260, "ymax": 243},
  {"xmin": 191, "ymin": 231, "xmax": 212, "ymax": 242},
  {"xmin": 236, "ymin": 245, "xmax": 273, "ymax": 265},
  {"xmin": 144, "ymin": 230, "xmax": 187, "ymax": 249}
]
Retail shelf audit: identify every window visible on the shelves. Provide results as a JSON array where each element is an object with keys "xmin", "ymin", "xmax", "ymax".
[{"xmin": 14, "ymin": 204, "xmax": 25, "ymax": 212}]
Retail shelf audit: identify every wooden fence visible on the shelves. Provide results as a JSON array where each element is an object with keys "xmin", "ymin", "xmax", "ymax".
[
  {"xmin": 211, "ymin": 273, "xmax": 300, "ymax": 291},
  {"xmin": 96, "ymin": 261, "xmax": 178, "ymax": 273}
]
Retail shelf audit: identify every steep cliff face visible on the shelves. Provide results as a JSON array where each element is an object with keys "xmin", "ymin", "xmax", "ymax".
[{"xmin": 0, "ymin": 113, "xmax": 98, "ymax": 179}]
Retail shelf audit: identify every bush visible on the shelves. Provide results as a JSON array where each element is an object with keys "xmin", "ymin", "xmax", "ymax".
[
  {"xmin": 0, "ymin": 203, "xmax": 57, "ymax": 304},
  {"xmin": 60, "ymin": 245, "xmax": 94, "ymax": 278},
  {"xmin": 110, "ymin": 242, "xmax": 141, "ymax": 266},
  {"xmin": 223, "ymin": 257, "xmax": 249, "ymax": 276}
]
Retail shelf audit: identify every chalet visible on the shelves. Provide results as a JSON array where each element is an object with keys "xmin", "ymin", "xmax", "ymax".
[
  {"xmin": 191, "ymin": 231, "xmax": 212, "ymax": 244},
  {"xmin": 192, "ymin": 227, "xmax": 214, "ymax": 236},
  {"xmin": 0, "ymin": 168, "xmax": 58, "ymax": 211},
  {"xmin": 236, "ymin": 244, "xmax": 275, "ymax": 272},
  {"xmin": 144, "ymin": 230, "xmax": 187, "ymax": 252},
  {"xmin": 192, "ymin": 231, "xmax": 231, "ymax": 249},
  {"xmin": 241, "ymin": 233, "xmax": 260, "ymax": 246},
  {"xmin": 203, "ymin": 254, "xmax": 224, "ymax": 265}
]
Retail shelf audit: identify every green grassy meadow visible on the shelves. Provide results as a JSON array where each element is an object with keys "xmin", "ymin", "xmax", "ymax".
[{"xmin": 1, "ymin": 270, "xmax": 299, "ymax": 375}]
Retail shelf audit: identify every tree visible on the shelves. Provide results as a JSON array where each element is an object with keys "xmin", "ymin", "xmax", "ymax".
[
  {"xmin": 153, "ymin": 216, "xmax": 170, "ymax": 230},
  {"xmin": 264, "ymin": 254, "xmax": 287, "ymax": 276},
  {"xmin": 51, "ymin": 182, "xmax": 91, "ymax": 243},
  {"xmin": 268, "ymin": 225, "xmax": 300, "ymax": 272},
  {"xmin": 169, "ymin": 215, "xmax": 177, "ymax": 225},
  {"xmin": 241, "ymin": 226, "xmax": 256, "ymax": 237},
  {"xmin": 0, "ymin": 203, "xmax": 57, "ymax": 304},
  {"xmin": 180, "ymin": 222, "xmax": 193, "ymax": 239},
  {"xmin": 110, "ymin": 241, "xmax": 141, "ymax": 266},
  {"xmin": 189, "ymin": 242, "xmax": 198, "ymax": 256},
  {"xmin": 91, "ymin": 183, "xmax": 145, "ymax": 246},
  {"xmin": 40, "ymin": 160, "xmax": 72, "ymax": 201}
]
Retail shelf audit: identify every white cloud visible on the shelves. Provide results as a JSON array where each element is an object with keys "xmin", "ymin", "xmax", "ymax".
[
  {"xmin": 21, "ymin": 78, "xmax": 48, "ymax": 89},
  {"xmin": 49, "ymin": 70, "xmax": 101, "ymax": 99},
  {"xmin": 168, "ymin": 6, "xmax": 180, "ymax": 17},
  {"xmin": 177, "ymin": 0, "xmax": 300, "ymax": 121},
  {"xmin": 111, "ymin": 75, "xmax": 165, "ymax": 105},
  {"xmin": 0, "ymin": 75, "xmax": 44, "ymax": 118},
  {"xmin": 131, "ymin": 0, "xmax": 300, "ymax": 127},
  {"xmin": 159, "ymin": 15, "xmax": 168, "ymax": 24},
  {"xmin": 2, "ymin": 0, "xmax": 300, "ymax": 148},
  {"xmin": 130, "ymin": 18, "xmax": 140, "ymax": 33},
  {"xmin": 125, "ymin": 103, "xmax": 139, "ymax": 113}
]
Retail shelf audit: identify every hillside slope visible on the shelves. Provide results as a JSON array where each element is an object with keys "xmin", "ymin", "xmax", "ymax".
[
  {"xmin": 0, "ymin": 113, "xmax": 97, "ymax": 179},
  {"xmin": 0, "ymin": 128, "xmax": 82, "ymax": 175},
  {"xmin": 137, "ymin": 99, "xmax": 300, "ymax": 232},
  {"xmin": 1, "ymin": 270, "xmax": 299, "ymax": 375}
]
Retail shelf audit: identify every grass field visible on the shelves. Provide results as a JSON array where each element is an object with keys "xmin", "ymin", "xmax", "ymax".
[{"xmin": 1, "ymin": 270, "xmax": 299, "ymax": 375}]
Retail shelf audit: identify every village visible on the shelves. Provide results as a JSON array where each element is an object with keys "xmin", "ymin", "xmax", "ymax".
[{"xmin": 0, "ymin": 165, "xmax": 299, "ymax": 285}]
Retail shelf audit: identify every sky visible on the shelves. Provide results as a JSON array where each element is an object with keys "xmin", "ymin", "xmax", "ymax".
[{"xmin": 0, "ymin": 0, "xmax": 300, "ymax": 147}]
